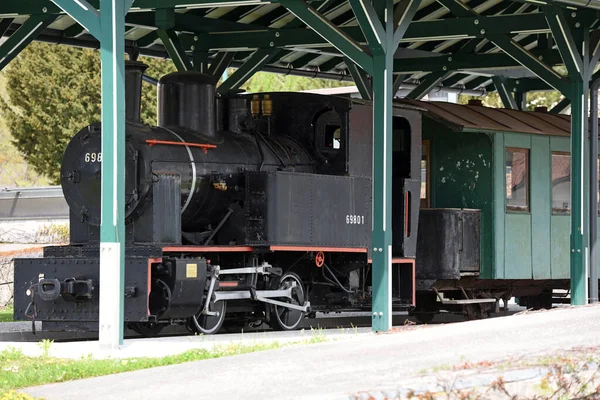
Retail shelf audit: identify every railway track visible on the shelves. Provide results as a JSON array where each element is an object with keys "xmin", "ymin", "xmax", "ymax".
[{"xmin": 0, "ymin": 308, "xmax": 525, "ymax": 343}]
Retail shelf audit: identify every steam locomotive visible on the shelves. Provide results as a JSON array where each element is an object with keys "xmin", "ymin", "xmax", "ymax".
[{"xmin": 12, "ymin": 61, "xmax": 423, "ymax": 335}]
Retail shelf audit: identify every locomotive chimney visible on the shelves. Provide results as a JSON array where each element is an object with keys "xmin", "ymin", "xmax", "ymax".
[
  {"xmin": 125, "ymin": 60, "xmax": 148, "ymax": 124},
  {"xmin": 158, "ymin": 71, "xmax": 217, "ymax": 137}
]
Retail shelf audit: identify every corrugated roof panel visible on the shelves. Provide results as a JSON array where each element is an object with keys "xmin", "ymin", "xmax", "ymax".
[{"xmin": 397, "ymin": 99, "xmax": 590, "ymax": 137}]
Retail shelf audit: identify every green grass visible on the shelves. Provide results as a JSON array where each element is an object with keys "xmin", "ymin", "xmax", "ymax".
[
  {"xmin": 0, "ymin": 333, "xmax": 329, "ymax": 393},
  {"xmin": 0, "ymin": 305, "xmax": 13, "ymax": 322}
]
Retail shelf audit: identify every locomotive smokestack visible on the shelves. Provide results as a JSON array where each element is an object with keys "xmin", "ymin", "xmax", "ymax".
[
  {"xmin": 125, "ymin": 61, "xmax": 148, "ymax": 124},
  {"xmin": 158, "ymin": 71, "xmax": 217, "ymax": 137}
]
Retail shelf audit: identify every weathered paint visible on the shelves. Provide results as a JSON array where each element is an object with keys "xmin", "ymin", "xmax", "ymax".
[
  {"xmin": 531, "ymin": 135, "xmax": 551, "ymax": 279},
  {"xmin": 493, "ymin": 132, "xmax": 505, "ymax": 279},
  {"xmin": 425, "ymin": 114, "xmax": 600, "ymax": 284},
  {"xmin": 423, "ymin": 120, "xmax": 494, "ymax": 278},
  {"xmin": 551, "ymin": 216, "xmax": 571, "ymax": 278},
  {"xmin": 505, "ymin": 213, "xmax": 533, "ymax": 279}
]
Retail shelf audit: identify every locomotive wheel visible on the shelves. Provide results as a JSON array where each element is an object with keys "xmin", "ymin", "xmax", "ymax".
[
  {"xmin": 270, "ymin": 272, "xmax": 306, "ymax": 331},
  {"xmin": 130, "ymin": 322, "xmax": 165, "ymax": 337},
  {"xmin": 191, "ymin": 300, "xmax": 227, "ymax": 335}
]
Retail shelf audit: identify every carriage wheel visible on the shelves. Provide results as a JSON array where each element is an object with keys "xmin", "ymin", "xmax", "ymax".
[{"xmin": 270, "ymin": 272, "xmax": 306, "ymax": 331}]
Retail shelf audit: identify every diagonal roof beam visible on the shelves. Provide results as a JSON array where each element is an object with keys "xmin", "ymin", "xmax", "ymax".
[
  {"xmin": 492, "ymin": 76, "xmax": 518, "ymax": 109},
  {"xmin": 590, "ymin": 30, "xmax": 600, "ymax": 70},
  {"xmin": 208, "ymin": 52, "xmax": 235, "ymax": 79},
  {"xmin": 406, "ymin": 70, "xmax": 450, "ymax": 99},
  {"xmin": 0, "ymin": 18, "xmax": 14, "ymax": 38},
  {"xmin": 217, "ymin": 49, "xmax": 280, "ymax": 95},
  {"xmin": 157, "ymin": 29, "xmax": 193, "ymax": 71},
  {"xmin": 436, "ymin": 0, "xmax": 570, "ymax": 93},
  {"xmin": 393, "ymin": 0, "xmax": 422, "ymax": 48},
  {"xmin": 49, "ymin": 0, "xmax": 100, "ymax": 39},
  {"xmin": 489, "ymin": 35, "xmax": 569, "ymax": 93},
  {"xmin": 392, "ymin": 73, "xmax": 409, "ymax": 95},
  {"xmin": 345, "ymin": 57, "xmax": 372, "ymax": 100},
  {"xmin": 550, "ymin": 96, "xmax": 571, "ymax": 114},
  {"xmin": 348, "ymin": 0, "xmax": 386, "ymax": 54},
  {"xmin": 0, "ymin": 14, "xmax": 57, "ymax": 71},
  {"xmin": 542, "ymin": 4, "xmax": 584, "ymax": 78},
  {"xmin": 278, "ymin": 0, "xmax": 373, "ymax": 74}
]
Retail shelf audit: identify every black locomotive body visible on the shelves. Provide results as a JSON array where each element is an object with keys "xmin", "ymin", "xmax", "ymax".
[{"xmin": 13, "ymin": 62, "xmax": 422, "ymax": 334}]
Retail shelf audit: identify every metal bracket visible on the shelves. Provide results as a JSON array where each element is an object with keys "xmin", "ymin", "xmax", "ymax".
[{"xmin": 201, "ymin": 265, "xmax": 220, "ymax": 317}]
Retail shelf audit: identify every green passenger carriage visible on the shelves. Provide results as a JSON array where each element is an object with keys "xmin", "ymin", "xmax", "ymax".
[{"xmin": 403, "ymin": 98, "xmax": 595, "ymax": 320}]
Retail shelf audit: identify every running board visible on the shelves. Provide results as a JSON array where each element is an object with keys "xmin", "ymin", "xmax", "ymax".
[{"xmin": 437, "ymin": 298, "xmax": 497, "ymax": 305}]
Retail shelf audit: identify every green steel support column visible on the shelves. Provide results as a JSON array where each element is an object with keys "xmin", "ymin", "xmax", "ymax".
[
  {"xmin": 371, "ymin": 52, "xmax": 394, "ymax": 332},
  {"xmin": 0, "ymin": 14, "xmax": 57, "ymax": 71},
  {"xmin": 369, "ymin": 0, "xmax": 396, "ymax": 333},
  {"xmin": 570, "ymin": 79, "xmax": 589, "ymax": 305},
  {"xmin": 99, "ymin": 0, "xmax": 127, "ymax": 348}
]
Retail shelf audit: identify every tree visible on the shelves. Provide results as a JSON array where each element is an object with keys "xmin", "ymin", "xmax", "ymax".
[
  {"xmin": 0, "ymin": 42, "xmax": 350, "ymax": 185},
  {"xmin": 0, "ymin": 42, "xmax": 176, "ymax": 184},
  {"xmin": 459, "ymin": 90, "xmax": 566, "ymax": 111},
  {"xmin": 241, "ymin": 70, "xmax": 348, "ymax": 92}
]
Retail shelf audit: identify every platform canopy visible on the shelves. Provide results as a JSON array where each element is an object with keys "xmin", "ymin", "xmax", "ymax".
[
  {"xmin": 1, "ymin": 0, "xmax": 599, "ymax": 349},
  {"xmin": 2, "ymin": 0, "xmax": 600, "ymax": 104}
]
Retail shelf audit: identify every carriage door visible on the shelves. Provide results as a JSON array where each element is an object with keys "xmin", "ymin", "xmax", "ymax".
[{"xmin": 391, "ymin": 117, "xmax": 420, "ymax": 258}]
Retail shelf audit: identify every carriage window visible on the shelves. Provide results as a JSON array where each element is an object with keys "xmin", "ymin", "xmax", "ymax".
[
  {"xmin": 506, "ymin": 148, "xmax": 529, "ymax": 212},
  {"xmin": 552, "ymin": 152, "xmax": 570, "ymax": 214},
  {"xmin": 421, "ymin": 141, "xmax": 430, "ymax": 208}
]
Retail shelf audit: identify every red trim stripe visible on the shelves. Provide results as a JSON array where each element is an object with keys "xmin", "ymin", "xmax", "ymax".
[
  {"xmin": 269, "ymin": 245, "xmax": 368, "ymax": 253},
  {"xmin": 367, "ymin": 257, "xmax": 415, "ymax": 264},
  {"xmin": 162, "ymin": 246, "xmax": 254, "ymax": 253},
  {"xmin": 146, "ymin": 139, "xmax": 216, "ymax": 154}
]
